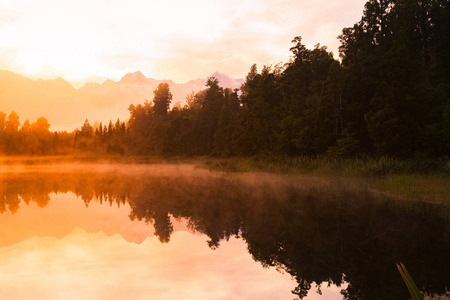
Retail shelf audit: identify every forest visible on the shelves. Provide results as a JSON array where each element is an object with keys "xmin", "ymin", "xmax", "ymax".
[{"xmin": 1, "ymin": 0, "xmax": 449, "ymax": 158}]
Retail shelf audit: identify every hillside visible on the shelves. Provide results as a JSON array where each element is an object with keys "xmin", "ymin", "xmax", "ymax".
[{"xmin": 0, "ymin": 70, "xmax": 244, "ymax": 131}]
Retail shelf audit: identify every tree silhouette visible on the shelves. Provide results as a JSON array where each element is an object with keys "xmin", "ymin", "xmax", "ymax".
[{"xmin": 153, "ymin": 83, "xmax": 173, "ymax": 118}]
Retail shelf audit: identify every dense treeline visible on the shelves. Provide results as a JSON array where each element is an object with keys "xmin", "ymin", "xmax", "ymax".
[
  {"xmin": 3, "ymin": 0, "xmax": 450, "ymax": 158},
  {"xmin": 73, "ymin": 118, "xmax": 127, "ymax": 154},
  {"xmin": 77, "ymin": 0, "xmax": 449, "ymax": 158},
  {"xmin": 0, "ymin": 111, "xmax": 74, "ymax": 155},
  {"xmin": 339, "ymin": 0, "xmax": 450, "ymax": 157}
]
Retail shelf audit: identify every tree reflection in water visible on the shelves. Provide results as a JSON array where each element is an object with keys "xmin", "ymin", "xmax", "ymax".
[{"xmin": 0, "ymin": 167, "xmax": 448, "ymax": 300}]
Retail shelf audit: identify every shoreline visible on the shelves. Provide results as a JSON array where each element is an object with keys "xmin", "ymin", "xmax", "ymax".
[{"xmin": 0, "ymin": 154, "xmax": 448, "ymax": 204}]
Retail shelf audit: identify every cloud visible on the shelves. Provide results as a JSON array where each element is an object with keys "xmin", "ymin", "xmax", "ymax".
[
  {"xmin": 0, "ymin": 0, "xmax": 367, "ymax": 83},
  {"xmin": 0, "ymin": 9, "xmax": 17, "ymax": 28}
]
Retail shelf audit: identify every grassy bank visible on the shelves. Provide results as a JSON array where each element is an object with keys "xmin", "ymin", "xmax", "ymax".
[
  {"xmin": 2, "ymin": 154, "xmax": 448, "ymax": 176},
  {"xmin": 202, "ymin": 155, "xmax": 450, "ymax": 176},
  {"xmin": 0, "ymin": 154, "xmax": 448, "ymax": 204},
  {"xmin": 371, "ymin": 174, "xmax": 450, "ymax": 204},
  {"xmin": 202, "ymin": 155, "xmax": 450, "ymax": 204}
]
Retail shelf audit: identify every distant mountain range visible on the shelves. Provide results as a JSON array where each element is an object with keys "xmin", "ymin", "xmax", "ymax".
[{"xmin": 0, "ymin": 70, "xmax": 244, "ymax": 131}]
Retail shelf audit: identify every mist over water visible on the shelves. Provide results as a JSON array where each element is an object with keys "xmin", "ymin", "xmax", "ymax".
[{"xmin": 0, "ymin": 164, "xmax": 448, "ymax": 299}]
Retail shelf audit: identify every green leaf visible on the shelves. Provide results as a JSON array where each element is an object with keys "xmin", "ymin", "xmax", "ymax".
[{"xmin": 397, "ymin": 262, "xmax": 424, "ymax": 300}]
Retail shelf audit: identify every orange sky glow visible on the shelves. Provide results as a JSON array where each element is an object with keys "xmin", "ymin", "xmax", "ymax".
[{"xmin": 0, "ymin": 0, "xmax": 367, "ymax": 86}]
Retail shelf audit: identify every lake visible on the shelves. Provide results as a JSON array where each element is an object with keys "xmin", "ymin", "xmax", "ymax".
[{"xmin": 0, "ymin": 164, "xmax": 448, "ymax": 300}]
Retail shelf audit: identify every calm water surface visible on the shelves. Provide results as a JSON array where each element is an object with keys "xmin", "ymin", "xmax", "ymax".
[{"xmin": 0, "ymin": 164, "xmax": 448, "ymax": 300}]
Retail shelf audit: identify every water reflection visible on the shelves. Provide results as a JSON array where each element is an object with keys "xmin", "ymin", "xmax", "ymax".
[{"xmin": 0, "ymin": 164, "xmax": 448, "ymax": 299}]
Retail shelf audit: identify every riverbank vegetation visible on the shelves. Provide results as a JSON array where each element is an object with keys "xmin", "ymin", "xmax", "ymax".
[
  {"xmin": 0, "ymin": 154, "xmax": 448, "ymax": 204},
  {"xmin": 202, "ymin": 155, "xmax": 450, "ymax": 204},
  {"xmin": 0, "ymin": 154, "xmax": 448, "ymax": 176},
  {"xmin": 0, "ymin": 1, "xmax": 448, "ymax": 204}
]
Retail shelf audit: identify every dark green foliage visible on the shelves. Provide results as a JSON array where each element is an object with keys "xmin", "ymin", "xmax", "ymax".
[
  {"xmin": 237, "ymin": 65, "xmax": 283, "ymax": 155},
  {"xmin": 280, "ymin": 41, "xmax": 338, "ymax": 155},
  {"xmin": 213, "ymin": 88, "xmax": 241, "ymax": 155},
  {"xmin": 153, "ymin": 83, "xmax": 173, "ymax": 118},
  {"xmin": 338, "ymin": 0, "xmax": 450, "ymax": 157},
  {"xmin": 97, "ymin": 77, "xmax": 245, "ymax": 156},
  {"xmin": 326, "ymin": 129, "xmax": 359, "ymax": 158},
  {"xmin": 195, "ymin": 77, "xmax": 225, "ymax": 154},
  {"xmin": 91, "ymin": 3, "xmax": 449, "ymax": 158},
  {"xmin": 3, "ymin": 0, "xmax": 449, "ymax": 159}
]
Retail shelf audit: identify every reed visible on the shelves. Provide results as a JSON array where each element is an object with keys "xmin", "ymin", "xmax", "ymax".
[
  {"xmin": 203, "ymin": 155, "xmax": 450, "ymax": 176},
  {"xmin": 397, "ymin": 263, "xmax": 424, "ymax": 300}
]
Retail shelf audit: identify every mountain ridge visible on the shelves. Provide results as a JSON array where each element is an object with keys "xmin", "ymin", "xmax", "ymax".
[
  {"xmin": 0, "ymin": 70, "xmax": 244, "ymax": 131},
  {"xmin": 78, "ymin": 70, "xmax": 243, "ymax": 104},
  {"xmin": 80, "ymin": 70, "xmax": 243, "ymax": 89}
]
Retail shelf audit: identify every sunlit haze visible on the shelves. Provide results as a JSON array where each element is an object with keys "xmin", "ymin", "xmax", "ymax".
[
  {"xmin": 0, "ymin": 1, "xmax": 448, "ymax": 297},
  {"xmin": 0, "ymin": 0, "xmax": 367, "ymax": 85}
]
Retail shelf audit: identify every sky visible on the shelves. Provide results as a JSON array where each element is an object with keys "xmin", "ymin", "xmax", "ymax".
[{"xmin": 0, "ymin": 0, "xmax": 367, "ymax": 86}]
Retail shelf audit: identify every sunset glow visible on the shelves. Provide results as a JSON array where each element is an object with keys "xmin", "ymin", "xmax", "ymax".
[
  {"xmin": 0, "ymin": 1, "xmax": 448, "ymax": 298},
  {"xmin": 0, "ymin": 0, "xmax": 367, "ymax": 85},
  {"xmin": 0, "ymin": 190, "xmax": 346, "ymax": 300}
]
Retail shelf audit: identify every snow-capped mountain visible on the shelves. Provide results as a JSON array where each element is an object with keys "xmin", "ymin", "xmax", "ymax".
[
  {"xmin": 79, "ymin": 71, "xmax": 244, "ymax": 107},
  {"xmin": 0, "ymin": 70, "xmax": 244, "ymax": 131}
]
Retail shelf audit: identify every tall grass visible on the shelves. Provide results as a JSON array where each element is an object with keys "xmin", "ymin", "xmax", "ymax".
[
  {"xmin": 202, "ymin": 155, "xmax": 450, "ymax": 204},
  {"xmin": 371, "ymin": 174, "xmax": 450, "ymax": 203},
  {"xmin": 203, "ymin": 155, "xmax": 450, "ymax": 177},
  {"xmin": 1, "ymin": 154, "xmax": 448, "ymax": 203}
]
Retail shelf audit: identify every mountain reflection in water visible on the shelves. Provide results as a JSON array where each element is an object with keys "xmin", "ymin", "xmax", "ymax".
[{"xmin": 0, "ymin": 164, "xmax": 448, "ymax": 300}]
